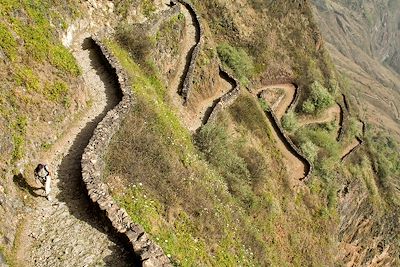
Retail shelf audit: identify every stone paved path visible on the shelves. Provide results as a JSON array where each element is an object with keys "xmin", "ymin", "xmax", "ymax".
[{"xmin": 15, "ymin": 35, "xmax": 132, "ymax": 267}]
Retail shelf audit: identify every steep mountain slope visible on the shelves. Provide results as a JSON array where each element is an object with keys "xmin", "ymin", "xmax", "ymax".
[
  {"xmin": 312, "ymin": 0, "xmax": 400, "ymax": 265},
  {"xmin": 312, "ymin": 0, "xmax": 400, "ymax": 138},
  {"xmin": 1, "ymin": 0, "xmax": 399, "ymax": 266}
]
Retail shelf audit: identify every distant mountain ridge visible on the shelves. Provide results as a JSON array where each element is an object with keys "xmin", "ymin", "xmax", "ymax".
[{"xmin": 312, "ymin": 0, "xmax": 400, "ymax": 139}]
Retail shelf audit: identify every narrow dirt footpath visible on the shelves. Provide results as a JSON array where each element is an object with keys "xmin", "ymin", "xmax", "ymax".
[
  {"xmin": 166, "ymin": 2, "xmax": 212, "ymax": 132},
  {"xmin": 266, "ymin": 114, "xmax": 306, "ymax": 181},
  {"xmin": 15, "ymin": 36, "xmax": 131, "ymax": 267},
  {"xmin": 297, "ymin": 104, "xmax": 341, "ymax": 127},
  {"xmin": 192, "ymin": 70, "xmax": 234, "ymax": 131},
  {"xmin": 341, "ymin": 138, "xmax": 362, "ymax": 159},
  {"xmin": 169, "ymin": 4, "xmax": 197, "ymax": 103}
]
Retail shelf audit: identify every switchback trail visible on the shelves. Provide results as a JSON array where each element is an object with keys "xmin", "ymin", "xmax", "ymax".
[
  {"xmin": 255, "ymin": 84, "xmax": 296, "ymax": 119},
  {"xmin": 195, "ymin": 68, "xmax": 235, "ymax": 131},
  {"xmin": 167, "ymin": 1, "xmax": 199, "ymax": 131},
  {"xmin": 15, "ymin": 36, "xmax": 131, "ymax": 267},
  {"xmin": 257, "ymin": 84, "xmax": 306, "ymax": 181}
]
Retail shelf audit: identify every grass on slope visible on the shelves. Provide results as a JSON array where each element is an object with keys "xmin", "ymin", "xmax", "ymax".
[
  {"xmin": 0, "ymin": 0, "xmax": 87, "ymax": 264},
  {"xmin": 0, "ymin": 0, "xmax": 83, "ymax": 165},
  {"xmin": 103, "ymin": 40, "xmax": 337, "ymax": 266}
]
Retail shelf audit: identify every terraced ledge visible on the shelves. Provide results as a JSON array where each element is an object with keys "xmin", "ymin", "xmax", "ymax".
[
  {"xmin": 204, "ymin": 66, "xmax": 241, "ymax": 124},
  {"xmin": 81, "ymin": 38, "xmax": 171, "ymax": 267},
  {"xmin": 341, "ymin": 120, "xmax": 367, "ymax": 162},
  {"xmin": 175, "ymin": 0, "xmax": 203, "ymax": 103}
]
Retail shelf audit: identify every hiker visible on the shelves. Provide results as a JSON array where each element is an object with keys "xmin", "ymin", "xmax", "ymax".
[{"xmin": 34, "ymin": 164, "xmax": 52, "ymax": 201}]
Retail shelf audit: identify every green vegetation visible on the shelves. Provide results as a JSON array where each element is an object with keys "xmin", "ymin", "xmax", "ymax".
[
  {"xmin": 141, "ymin": 0, "xmax": 156, "ymax": 18},
  {"xmin": 217, "ymin": 43, "xmax": 254, "ymax": 85},
  {"xmin": 49, "ymin": 45, "xmax": 81, "ymax": 76},
  {"xmin": 104, "ymin": 37, "xmax": 338, "ymax": 265},
  {"xmin": 293, "ymin": 123, "xmax": 340, "ymax": 178},
  {"xmin": 116, "ymin": 24, "xmax": 154, "ymax": 68},
  {"xmin": 281, "ymin": 111, "xmax": 298, "ymax": 132},
  {"xmin": 0, "ymin": 0, "xmax": 84, "ymax": 171},
  {"xmin": 365, "ymin": 128, "xmax": 400, "ymax": 206},
  {"xmin": 14, "ymin": 67, "xmax": 41, "ymax": 93},
  {"xmin": 104, "ymin": 41, "xmax": 257, "ymax": 266},
  {"xmin": 302, "ymin": 81, "xmax": 334, "ymax": 114},
  {"xmin": 11, "ymin": 115, "xmax": 27, "ymax": 162},
  {"xmin": 45, "ymin": 80, "xmax": 70, "ymax": 106},
  {"xmin": 0, "ymin": 22, "xmax": 17, "ymax": 61},
  {"xmin": 300, "ymin": 140, "xmax": 318, "ymax": 162},
  {"xmin": 258, "ymin": 98, "xmax": 270, "ymax": 112},
  {"xmin": 156, "ymin": 13, "xmax": 185, "ymax": 56},
  {"xmin": 197, "ymin": 0, "xmax": 335, "ymax": 87}
]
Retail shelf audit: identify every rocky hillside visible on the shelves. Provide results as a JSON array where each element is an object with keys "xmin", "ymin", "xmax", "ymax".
[
  {"xmin": 312, "ymin": 0, "xmax": 400, "ymax": 265},
  {"xmin": 0, "ymin": 0, "xmax": 399, "ymax": 266},
  {"xmin": 312, "ymin": 0, "xmax": 400, "ymax": 138}
]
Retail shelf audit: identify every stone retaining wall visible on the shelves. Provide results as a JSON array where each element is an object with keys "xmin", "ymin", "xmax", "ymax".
[
  {"xmin": 287, "ymin": 84, "xmax": 301, "ymax": 113},
  {"xmin": 337, "ymin": 94, "xmax": 351, "ymax": 142},
  {"xmin": 205, "ymin": 66, "xmax": 241, "ymax": 124},
  {"xmin": 336, "ymin": 102, "xmax": 345, "ymax": 141},
  {"xmin": 342, "ymin": 93, "xmax": 350, "ymax": 114},
  {"xmin": 265, "ymin": 105, "xmax": 314, "ymax": 182},
  {"xmin": 81, "ymin": 38, "xmax": 171, "ymax": 267},
  {"xmin": 175, "ymin": 0, "xmax": 203, "ymax": 104}
]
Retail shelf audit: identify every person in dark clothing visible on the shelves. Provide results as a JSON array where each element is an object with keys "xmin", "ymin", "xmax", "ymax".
[{"xmin": 34, "ymin": 164, "xmax": 52, "ymax": 201}]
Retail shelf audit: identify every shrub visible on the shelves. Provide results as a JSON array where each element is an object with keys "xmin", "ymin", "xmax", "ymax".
[
  {"xmin": 302, "ymin": 99, "xmax": 315, "ymax": 114},
  {"xmin": 217, "ymin": 43, "xmax": 254, "ymax": 85},
  {"xmin": 303, "ymin": 81, "xmax": 334, "ymax": 114},
  {"xmin": 300, "ymin": 140, "xmax": 318, "ymax": 162},
  {"xmin": 45, "ymin": 80, "xmax": 69, "ymax": 103},
  {"xmin": 14, "ymin": 67, "xmax": 41, "ymax": 92},
  {"xmin": 258, "ymin": 98, "xmax": 270, "ymax": 112},
  {"xmin": 141, "ymin": 0, "xmax": 156, "ymax": 18},
  {"xmin": 281, "ymin": 111, "xmax": 298, "ymax": 132}
]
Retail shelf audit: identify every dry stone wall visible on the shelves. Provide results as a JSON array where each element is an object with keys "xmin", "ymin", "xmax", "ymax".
[
  {"xmin": 175, "ymin": 0, "xmax": 204, "ymax": 103},
  {"xmin": 337, "ymin": 94, "xmax": 351, "ymax": 142},
  {"xmin": 336, "ymin": 102, "xmax": 345, "ymax": 141},
  {"xmin": 287, "ymin": 84, "xmax": 301, "ymax": 113},
  {"xmin": 265, "ymin": 105, "xmax": 314, "ymax": 182},
  {"xmin": 81, "ymin": 38, "xmax": 171, "ymax": 267},
  {"xmin": 205, "ymin": 66, "xmax": 241, "ymax": 124}
]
